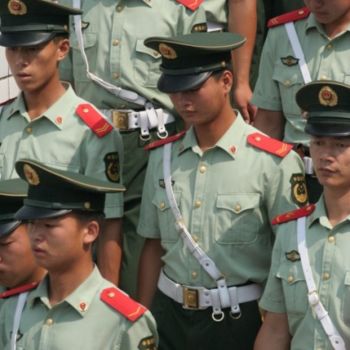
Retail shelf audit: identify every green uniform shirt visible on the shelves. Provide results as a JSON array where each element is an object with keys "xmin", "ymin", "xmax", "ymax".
[
  {"xmin": 260, "ymin": 196, "xmax": 350, "ymax": 349},
  {"xmin": 0, "ymin": 85, "xmax": 123, "ymax": 218},
  {"xmin": 0, "ymin": 268, "xmax": 158, "ymax": 350},
  {"xmin": 138, "ymin": 114, "xmax": 304, "ymax": 288},
  {"xmin": 202, "ymin": 0, "xmax": 227, "ymax": 26},
  {"xmin": 0, "ymin": 286, "xmax": 5, "ymax": 312},
  {"xmin": 252, "ymin": 14, "xmax": 350, "ymax": 145}
]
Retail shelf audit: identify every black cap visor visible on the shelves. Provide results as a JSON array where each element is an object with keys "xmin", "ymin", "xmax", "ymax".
[
  {"xmin": 0, "ymin": 220, "xmax": 21, "ymax": 238},
  {"xmin": 0, "ymin": 32, "xmax": 57, "ymax": 47},
  {"xmin": 158, "ymin": 71, "xmax": 213, "ymax": 93},
  {"xmin": 15, "ymin": 205, "xmax": 72, "ymax": 221},
  {"xmin": 305, "ymin": 117, "xmax": 350, "ymax": 137}
]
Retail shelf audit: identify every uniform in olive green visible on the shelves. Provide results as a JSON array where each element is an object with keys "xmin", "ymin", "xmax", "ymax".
[
  {"xmin": 0, "ymin": 267, "xmax": 158, "ymax": 350},
  {"xmin": 0, "ymin": 286, "xmax": 5, "ymax": 311},
  {"xmin": 260, "ymin": 197, "xmax": 350, "ymax": 349},
  {"xmin": 0, "ymin": 85, "xmax": 123, "ymax": 219},
  {"xmin": 202, "ymin": 0, "xmax": 227, "ymax": 28},
  {"xmin": 60, "ymin": 0, "xmax": 207, "ymax": 296},
  {"xmin": 138, "ymin": 114, "xmax": 305, "ymax": 288},
  {"xmin": 252, "ymin": 12, "xmax": 350, "ymax": 145}
]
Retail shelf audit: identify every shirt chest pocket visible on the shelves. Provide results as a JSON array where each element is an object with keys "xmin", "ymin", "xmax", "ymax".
[
  {"xmin": 70, "ymin": 32, "xmax": 97, "ymax": 82},
  {"xmin": 152, "ymin": 190, "xmax": 181, "ymax": 242},
  {"xmin": 214, "ymin": 193, "xmax": 261, "ymax": 245},
  {"xmin": 134, "ymin": 40, "xmax": 162, "ymax": 87},
  {"xmin": 272, "ymin": 64, "xmax": 304, "ymax": 116},
  {"xmin": 277, "ymin": 261, "xmax": 308, "ymax": 315}
]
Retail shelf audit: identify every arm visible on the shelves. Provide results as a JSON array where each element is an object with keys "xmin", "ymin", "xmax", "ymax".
[
  {"xmin": 137, "ymin": 238, "xmax": 164, "ymax": 308},
  {"xmin": 97, "ymin": 218, "xmax": 123, "ymax": 285},
  {"xmin": 228, "ymin": 0, "xmax": 257, "ymax": 123},
  {"xmin": 254, "ymin": 311, "xmax": 291, "ymax": 350},
  {"xmin": 253, "ymin": 109, "xmax": 285, "ymax": 140}
]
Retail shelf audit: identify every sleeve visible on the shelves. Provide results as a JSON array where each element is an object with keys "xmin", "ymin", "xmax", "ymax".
[
  {"xmin": 265, "ymin": 151, "xmax": 305, "ymax": 234},
  {"xmin": 251, "ymin": 27, "xmax": 283, "ymax": 111},
  {"xmin": 259, "ymin": 231, "xmax": 287, "ymax": 313},
  {"xmin": 137, "ymin": 151, "xmax": 161, "ymax": 239},
  {"xmin": 81, "ymin": 127, "xmax": 124, "ymax": 218},
  {"xmin": 120, "ymin": 311, "xmax": 159, "ymax": 350}
]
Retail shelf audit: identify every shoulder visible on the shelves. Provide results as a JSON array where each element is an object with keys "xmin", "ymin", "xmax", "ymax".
[
  {"xmin": 247, "ymin": 132, "xmax": 293, "ymax": 158},
  {"xmin": 174, "ymin": 0, "xmax": 203, "ymax": 11},
  {"xmin": 75, "ymin": 103, "xmax": 114, "ymax": 138},
  {"xmin": 272, "ymin": 204, "xmax": 315, "ymax": 225},
  {"xmin": 144, "ymin": 130, "xmax": 186, "ymax": 151},
  {"xmin": 0, "ymin": 281, "xmax": 39, "ymax": 299},
  {"xmin": 100, "ymin": 287, "xmax": 147, "ymax": 322},
  {"xmin": 268, "ymin": 7, "xmax": 310, "ymax": 28}
]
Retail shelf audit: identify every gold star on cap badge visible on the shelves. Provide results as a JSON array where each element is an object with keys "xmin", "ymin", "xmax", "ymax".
[
  {"xmin": 159, "ymin": 43, "xmax": 177, "ymax": 59},
  {"xmin": 8, "ymin": 0, "xmax": 27, "ymax": 15},
  {"xmin": 319, "ymin": 86, "xmax": 338, "ymax": 107},
  {"xmin": 23, "ymin": 164, "xmax": 40, "ymax": 186}
]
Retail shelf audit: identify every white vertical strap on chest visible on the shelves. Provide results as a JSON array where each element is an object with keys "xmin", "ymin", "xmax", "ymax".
[
  {"xmin": 10, "ymin": 292, "xmax": 29, "ymax": 350},
  {"xmin": 72, "ymin": 0, "xmax": 146, "ymax": 107},
  {"xmin": 297, "ymin": 217, "xmax": 345, "ymax": 350},
  {"xmin": 163, "ymin": 143, "xmax": 238, "ymax": 319}
]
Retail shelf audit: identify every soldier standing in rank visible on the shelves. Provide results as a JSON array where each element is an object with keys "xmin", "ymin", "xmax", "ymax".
[
  {"xmin": 0, "ymin": 160, "xmax": 157, "ymax": 350},
  {"xmin": 137, "ymin": 32, "xmax": 307, "ymax": 350},
  {"xmin": 0, "ymin": 0, "xmax": 124, "ymax": 282},
  {"xmin": 0, "ymin": 179, "xmax": 46, "ymax": 311},
  {"xmin": 252, "ymin": 0, "xmax": 350, "ymax": 202},
  {"xmin": 254, "ymin": 80, "xmax": 350, "ymax": 350},
  {"xmin": 59, "ymin": 0, "xmax": 207, "ymax": 296}
]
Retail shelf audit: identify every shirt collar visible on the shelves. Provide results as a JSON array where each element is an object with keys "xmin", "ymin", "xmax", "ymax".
[
  {"xmin": 141, "ymin": 0, "xmax": 152, "ymax": 7},
  {"xmin": 27, "ymin": 267, "xmax": 105, "ymax": 317},
  {"xmin": 6, "ymin": 83, "xmax": 76, "ymax": 130},
  {"xmin": 306, "ymin": 13, "xmax": 350, "ymax": 36},
  {"xmin": 178, "ymin": 111, "xmax": 247, "ymax": 158}
]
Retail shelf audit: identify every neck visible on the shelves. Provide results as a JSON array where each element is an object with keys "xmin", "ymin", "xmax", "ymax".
[
  {"xmin": 48, "ymin": 258, "xmax": 94, "ymax": 306},
  {"xmin": 24, "ymin": 78, "xmax": 66, "ymax": 120},
  {"xmin": 194, "ymin": 105, "xmax": 237, "ymax": 151},
  {"xmin": 323, "ymin": 187, "xmax": 350, "ymax": 226},
  {"xmin": 21, "ymin": 267, "xmax": 47, "ymax": 286},
  {"xmin": 323, "ymin": 14, "xmax": 350, "ymax": 38}
]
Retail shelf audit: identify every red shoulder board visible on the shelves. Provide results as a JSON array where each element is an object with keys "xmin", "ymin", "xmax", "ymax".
[
  {"xmin": 272, "ymin": 204, "xmax": 315, "ymax": 225},
  {"xmin": 76, "ymin": 103, "xmax": 113, "ymax": 138},
  {"xmin": 247, "ymin": 132, "xmax": 293, "ymax": 158},
  {"xmin": 176, "ymin": 0, "xmax": 203, "ymax": 11},
  {"xmin": 0, "ymin": 97, "xmax": 16, "ymax": 107},
  {"xmin": 100, "ymin": 287, "xmax": 147, "ymax": 322},
  {"xmin": 0, "ymin": 281, "xmax": 39, "ymax": 299},
  {"xmin": 268, "ymin": 7, "xmax": 310, "ymax": 28},
  {"xmin": 144, "ymin": 130, "xmax": 186, "ymax": 151}
]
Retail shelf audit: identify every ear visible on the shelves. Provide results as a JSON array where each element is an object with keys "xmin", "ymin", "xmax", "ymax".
[
  {"xmin": 221, "ymin": 70, "xmax": 233, "ymax": 94},
  {"xmin": 82, "ymin": 221, "xmax": 99, "ymax": 245},
  {"xmin": 56, "ymin": 38, "xmax": 70, "ymax": 62}
]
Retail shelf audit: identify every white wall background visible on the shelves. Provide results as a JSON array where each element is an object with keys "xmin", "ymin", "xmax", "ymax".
[{"xmin": 0, "ymin": 46, "xmax": 19, "ymax": 103}]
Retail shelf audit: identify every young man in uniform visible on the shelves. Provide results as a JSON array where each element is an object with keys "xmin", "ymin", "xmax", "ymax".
[
  {"xmin": 0, "ymin": 179, "xmax": 46, "ymax": 311},
  {"xmin": 59, "ymin": 0, "xmax": 207, "ymax": 296},
  {"xmin": 252, "ymin": 0, "xmax": 350, "ymax": 202},
  {"xmin": 0, "ymin": 159, "xmax": 157, "ymax": 350},
  {"xmin": 0, "ymin": 0, "xmax": 124, "ymax": 283},
  {"xmin": 254, "ymin": 80, "xmax": 350, "ymax": 350},
  {"xmin": 137, "ymin": 32, "xmax": 307, "ymax": 350}
]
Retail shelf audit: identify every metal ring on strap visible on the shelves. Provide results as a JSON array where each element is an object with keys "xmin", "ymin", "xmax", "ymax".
[{"xmin": 212, "ymin": 311, "xmax": 225, "ymax": 322}]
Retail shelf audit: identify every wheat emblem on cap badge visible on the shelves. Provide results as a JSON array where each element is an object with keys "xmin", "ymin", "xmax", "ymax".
[
  {"xmin": 319, "ymin": 86, "xmax": 338, "ymax": 107},
  {"xmin": 159, "ymin": 43, "xmax": 177, "ymax": 59},
  {"xmin": 8, "ymin": 0, "xmax": 27, "ymax": 15},
  {"xmin": 23, "ymin": 164, "xmax": 40, "ymax": 186}
]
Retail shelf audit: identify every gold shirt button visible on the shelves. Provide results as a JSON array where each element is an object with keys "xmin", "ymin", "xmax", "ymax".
[
  {"xmin": 328, "ymin": 235, "xmax": 335, "ymax": 243},
  {"xmin": 320, "ymin": 75, "xmax": 328, "ymax": 80},
  {"xmin": 159, "ymin": 202, "xmax": 166, "ymax": 210},
  {"xmin": 113, "ymin": 72, "xmax": 120, "ymax": 79},
  {"xmin": 323, "ymin": 272, "xmax": 330, "ymax": 280},
  {"xmin": 287, "ymin": 275, "xmax": 294, "ymax": 283},
  {"xmin": 199, "ymin": 165, "xmax": 207, "ymax": 174},
  {"xmin": 116, "ymin": 5, "xmax": 124, "ymax": 12},
  {"xmin": 46, "ymin": 318, "xmax": 54, "ymax": 326},
  {"xmin": 234, "ymin": 204, "xmax": 241, "ymax": 213},
  {"xmin": 284, "ymin": 79, "xmax": 291, "ymax": 86},
  {"xmin": 194, "ymin": 200, "xmax": 201, "ymax": 208},
  {"xmin": 326, "ymin": 43, "xmax": 333, "ymax": 50},
  {"xmin": 191, "ymin": 271, "xmax": 198, "ymax": 279},
  {"xmin": 26, "ymin": 127, "xmax": 32, "ymax": 134},
  {"xmin": 112, "ymin": 39, "xmax": 120, "ymax": 46}
]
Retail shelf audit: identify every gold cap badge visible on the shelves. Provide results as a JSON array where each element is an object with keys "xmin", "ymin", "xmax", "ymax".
[
  {"xmin": 319, "ymin": 86, "xmax": 338, "ymax": 107},
  {"xmin": 23, "ymin": 164, "xmax": 40, "ymax": 186},
  {"xmin": 159, "ymin": 43, "xmax": 177, "ymax": 60},
  {"xmin": 8, "ymin": 0, "xmax": 27, "ymax": 15}
]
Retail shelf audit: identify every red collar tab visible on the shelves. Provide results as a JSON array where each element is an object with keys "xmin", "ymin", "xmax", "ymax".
[
  {"xmin": 100, "ymin": 287, "xmax": 147, "ymax": 322},
  {"xmin": 176, "ymin": 0, "xmax": 204, "ymax": 11},
  {"xmin": 268, "ymin": 7, "xmax": 310, "ymax": 28},
  {"xmin": 0, "ymin": 281, "xmax": 39, "ymax": 299},
  {"xmin": 144, "ymin": 130, "xmax": 186, "ymax": 151},
  {"xmin": 272, "ymin": 204, "xmax": 316, "ymax": 225},
  {"xmin": 76, "ymin": 103, "xmax": 113, "ymax": 138},
  {"xmin": 247, "ymin": 132, "xmax": 293, "ymax": 158}
]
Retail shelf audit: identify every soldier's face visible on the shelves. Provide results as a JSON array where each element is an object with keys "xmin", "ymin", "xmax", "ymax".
[
  {"xmin": 28, "ymin": 213, "xmax": 98, "ymax": 272},
  {"xmin": 0, "ymin": 224, "xmax": 39, "ymax": 288},
  {"xmin": 304, "ymin": 0, "xmax": 350, "ymax": 25},
  {"xmin": 310, "ymin": 136, "xmax": 350, "ymax": 189},
  {"xmin": 5, "ymin": 38, "xmax": 69, "ymax": 93}
]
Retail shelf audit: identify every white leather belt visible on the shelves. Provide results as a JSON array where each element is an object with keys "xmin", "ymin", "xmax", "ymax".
[
  {"xmin": 100, "ymin": 107, "xmax": 175, "ymax": 140},
  {"xmin": 158, "ymin": 270, "xmax": 262, "ymax": 311}
]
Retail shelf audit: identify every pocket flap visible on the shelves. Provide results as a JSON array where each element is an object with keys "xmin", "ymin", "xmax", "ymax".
[
  {"xmin": 216, "ymin": 193, "xmax": 260, "ymax": 214},
  {"xmin": 136, "ymin": 39, "xmax": 161, "ymax": 59},
  {"xmin": 71, "ymin": 32, "xmax": 97, "ymax": 49},
  {"xmin": 277, "ymin": 261, "xmax": 305, "ymax": 285}
]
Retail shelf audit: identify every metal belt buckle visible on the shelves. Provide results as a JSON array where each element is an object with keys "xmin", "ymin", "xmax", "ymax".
[
  {"xmin": 112, "ymin": 111, "xmax": 129, "ymax": 130},
  {"xmin": 183, "ymin": 287, "xmax": 199, "ymax": 309}
]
